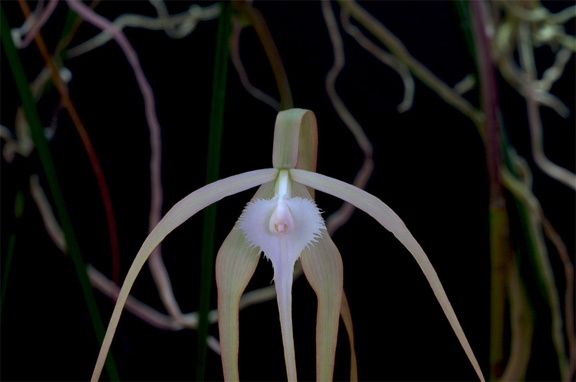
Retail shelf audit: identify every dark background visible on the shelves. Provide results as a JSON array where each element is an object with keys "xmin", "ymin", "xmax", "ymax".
[{"xmin": 1, "ymin": 1, "xmax": 574, "ymax": 381}]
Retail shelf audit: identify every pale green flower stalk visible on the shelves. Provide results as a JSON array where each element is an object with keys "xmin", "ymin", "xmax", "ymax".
[{"xmin": 91, "ymin": 109, "xmax": 484, "ymax": 382}]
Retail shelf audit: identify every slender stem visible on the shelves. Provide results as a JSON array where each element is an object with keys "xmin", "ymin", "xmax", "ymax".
[
  {"xmin": 469, "ymin": 3, "xmax": 512, "ymax": 380},
  {"xmin": 196, "ymin": 2, "xmax": 232, "ymax": 380},
  {"xmin": 501, "ymin": 256, "xmax": 533, "ymax": 381},
  {"xmin": 66, "ymin": 0, "xmax": 189, "ymax": 327},
  {"xmin": 0, "ymin": 193, "xmax": 22, "ymax": 313},
  {"xmin": 232, "ymin": 0, "xmax": 293, "ymax": 110},
  {"xmin": 488, "ymin": 206, "xmax": 510, "ymax": 379},
  {"xmin": 469, "ymin": 4, "xmax": 503, "ymax": 200},
  {"xmin": 339, "ymin": 0, "xmax": 483, "ymax": 129},
  {"xmin": 518, "ymin": 21, "xmax": 569, "ymax": 379},
  {"xmin": 321, "ymin": 0, "xmax": 374, "ymax": 234},
  {"xmin": 0, "ymin": 5, "xmax": 119, "ymax": 379},
  {"xmin": 17, "ymin": 0, "xmax": 121, "ymax": 285}
]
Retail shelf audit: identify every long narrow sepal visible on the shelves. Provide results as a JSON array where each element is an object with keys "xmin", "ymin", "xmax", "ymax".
[
  {"xmin": 272, "ymin": 108, "xmax": 318, "ymax": 172},
  {"xmin": 216, "ymin": 181, "xmax": 276, "ymax": 381},
  {"xmin": 300, "ymin": 232, "xmax": 343, "ymax": 381},
  {"xmin": 290, "ymin": 168, "xmax": 486, "ymax": 382},
  {"xmin": 340, "ymin": 292, "xmax": 358, "ymax": 381},
  {"xmin": 291, "ymin": 182, "xmax": 344, "ymax": 381},
  {"xmin": 91, "ymin": 169, "xmax": 277, "ymax": 381}
]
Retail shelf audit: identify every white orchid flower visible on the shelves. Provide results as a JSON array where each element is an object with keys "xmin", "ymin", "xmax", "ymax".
[{"xmin": 91, "ymin": 108, "xmax": 485, "ymax": 381}]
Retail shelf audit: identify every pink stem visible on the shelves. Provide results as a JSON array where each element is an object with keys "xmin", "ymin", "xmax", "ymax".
[
  {"xmin": 20, "ymin": 0, "xmax": 58, "ymax": 48},
  {"xmin": 65, "ymin": 0, "xmax": 181, "ymax": 317}
]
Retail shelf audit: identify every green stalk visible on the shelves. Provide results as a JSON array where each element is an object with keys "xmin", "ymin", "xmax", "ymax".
[
  {"xmin": 488, "ymin": 205, "xmax": 511, "ymax": 379},
  {"xmin": 468, "ymin": 2, "xmax": 513, "ymax": 380},
  {"xmin": 0, "ymin": 6, "xmax": 119, "ymax": 380},
  {"xmin": 1, "ymin": 234, "xmax": 16, "ymax": 314},
  {"xmin": 196, "ymin": 2, "xmax": 232, "ymax": 380},
  {"xmin": 0, "ymin": 193, "xmax": 23, "ymax": 313}
]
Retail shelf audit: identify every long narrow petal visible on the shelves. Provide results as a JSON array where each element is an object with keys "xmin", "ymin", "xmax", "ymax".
[
  {"xmin": 290, "ymin": 168, "xmax": 485, "ymax": 382},
  {"xmin": 91, "ymin": 168, "xmax": 277, "ymax": 381},
  {"xmin": 216, "ymin": 181, "xmax": 275, "ymax": 381},
  {"xmin": 216, "ymin": 227, "xmax": 261, "ymax": 381}
]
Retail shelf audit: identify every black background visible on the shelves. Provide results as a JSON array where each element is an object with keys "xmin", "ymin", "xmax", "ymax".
[{"xmin": 1, "ymin": 1, "xmax": 574, "ymax": 381}]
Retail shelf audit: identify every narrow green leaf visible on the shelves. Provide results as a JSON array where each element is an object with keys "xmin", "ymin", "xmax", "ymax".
[
  {"xmin": 0, "ymin": 6, "xmax": 120, "ymax": 379},
  {"xmin": 197, "ymin": 2, "xmax": 233, "ymax": 379}
]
